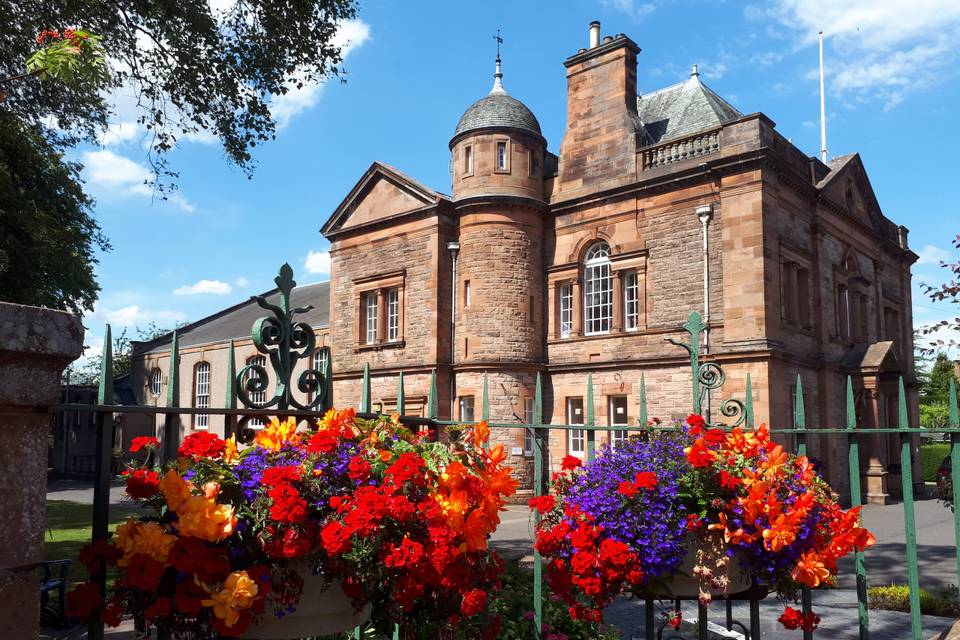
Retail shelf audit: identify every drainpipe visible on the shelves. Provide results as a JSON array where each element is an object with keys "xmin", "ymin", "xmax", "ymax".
[
  {"xmin": 447, "ymin": 241, "xmax": 460, "ymax": 418},
  {"xmin": 696, "ymin": 205, "xmax": 713, "ymax": 418}
]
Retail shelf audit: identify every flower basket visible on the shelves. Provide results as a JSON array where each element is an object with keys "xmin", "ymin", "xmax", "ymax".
[
  {"xmin": 240, "ymin": 566, "xmax": 370, "ymax": 639},
  {"xmin": 529, "ymin": 414, "xmax": 876, "ymax": 632}
]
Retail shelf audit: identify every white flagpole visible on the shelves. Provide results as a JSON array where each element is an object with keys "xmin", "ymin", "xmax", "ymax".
[{"xmin": 819, "ymin": 30, "xmax": 828, "ymax": 163}]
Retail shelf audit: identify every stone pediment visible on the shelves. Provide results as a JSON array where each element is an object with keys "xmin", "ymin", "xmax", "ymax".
[
  {"xmin": 841, "ymin": 341, "xmax": 902, "ymax": 373},
  {"xmin": 817, "ymin": 153, "xmax": 891, "ymax": 238},
  {"xmin": 321, "ymin": 162, "xmax": 448, "ymax": 237}
]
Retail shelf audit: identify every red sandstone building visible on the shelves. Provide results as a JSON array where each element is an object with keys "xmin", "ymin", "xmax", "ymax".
[{"xmin": 132, "ymin": 22, "xmax": 918, "ymax": 503}]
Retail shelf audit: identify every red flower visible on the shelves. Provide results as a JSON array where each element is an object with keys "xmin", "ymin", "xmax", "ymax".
[
  {"xmin": 686, "ymin": 440, "xmax": 715, "ymax": 467},
  {"xmin": 306, "ymin": 431, "xmax": 339, "ymax": 454},
  {"xmin": 320, "ymin": 521, "xmax": 352, "ymax": 556},
  {"xmin": 125, "ymin": 468, "xmax": 160, "ymax": 499},
  {"xmin": 718, "ymin": 470, "xmax": 742, "ymax": 489},
  {"xmin": 528, "ymin": 495, "xmax": 556, "ymax": 514},
  {"xmin": 686, "ymin": 414, "xmax": 706, "ymax": 435},
  {"xmin": 347, "ymin": 455, "xmax": 371, "ymax": 480},
  {"xmin": 667, "ymin": 610, "xmax": 683, "ymax": 629},
  {"xmin": 569, "ymin": 525, "xmax": 598, "ymax": 550},
  {"xmin": 385, "ymin": 452, "xmax": 426, "ymax": 485},
  {"xmin": 460, "ymin": 589, "xmax": 488, "ymax": 617},
  {"xmin": 280, "ymin": 524, "xmax": 315, "ymax": 558},
  {"xmin": 129, "ymin": 436, "xmax": 159, "ymax": 452},
  {"xmin": 268, "ymin": 484, "xmax": 307, "ymax": 524},
  {"xmin": 261, "ymin": 465, "xmax": 304, "ymax": 487},
  {"xmin": 561, "ymin": 455, "xmax": 582, "ymax": 471},
  {"xmin": 66, "ymin": 582, "xmax": 102, "ymax": 621},
  {"xmin": 633, "ymin": 471, "xmax": 658, "ymax": 489},
  {"xmin": 178, "ymin": 431, "xmax": 225, "ymax": 459},
  {"xmin": 617, "ymin": 480, "xmax": 639, "ymax": 497},
  {"xmin": 78, "ymin": 539, "xmax": 122, "ymax": 576},
  {"xmin": 144, "ymin": 597, "xmax": 171, "ymax": 621},
  {"xmin": 124, "ymin": 553, "xmax": 166, "ymax": 591},
  {"xmin": 778, "ymin": 606, "xmax": 803, "ymax": 630},
  {"xmin": 174, "ymin": 579, "xmax": 207, "ymax": 615},
  {"xmin": 102, "ymin": 597, "xmax": 124, "ymax": 628},
  {"xmin": 384, "ymin": 537, "xmax": 425, "ymax": 568},
  {"xmin": 685, "ymin": 514, "xmax": 703, "ymax": 531},
  {"xmin": 704, "ymin": 429, "xmax": 726, "ymax": 446},
  {"xmin": 167, "ymin": 536, "xmax": 230, "ymax": 582}
]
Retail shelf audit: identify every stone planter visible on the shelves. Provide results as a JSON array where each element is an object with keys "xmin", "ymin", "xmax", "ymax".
[
  {"xmin": 240, "ymin": 566, "xmax": 370, "ymax": 640},
  {"xmin": 651, "ymin": 532, "xmax": 751, "ymax": 599}
]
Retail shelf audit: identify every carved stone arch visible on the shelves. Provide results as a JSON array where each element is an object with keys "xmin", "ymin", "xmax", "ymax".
[
  {"xmin": 839, "ymin": 245, "xmax": 862, "ymax": 276},
  {"xmin": 568, "ymin": 230, "xmax": 622, "ymax": 264}
]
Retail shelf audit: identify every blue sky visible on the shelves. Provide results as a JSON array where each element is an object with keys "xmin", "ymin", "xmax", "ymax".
[{"xmin": 77, "ymin": 0, "xmax": 960, "ymax": 362}]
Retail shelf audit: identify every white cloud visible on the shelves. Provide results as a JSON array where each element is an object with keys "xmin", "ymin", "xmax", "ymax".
[
  {"xmin": 82, "ymin": 149, "xmax": 195, "ymax": 212},
  {"xmin": 768, "ymin": 0, "xmax": 960, "ymax": 107},
  {"xmin": 98, "ymin": 121, "xmax": 141, "ymax": 146},
  {"xmin": 173, "ymin": 279, "xmax": 232, "ymax": 296},
  {"xmin": 234, "ymin": 277, "xmax": 250, "ymax": 288},
  {"xmin": 917, "ymin": 244, "xmax": 952, "ymax": 265},
  {"xmin": 97, "ymin": 305, "xmax": 186, "ymax": 328},
  {"xmin": 270, "ymin": 19, "xmax": 371, "ymax": 128},
  {"xmin": 602, "ymin": 0, "xmax": 656, "ymax": 20},
  {"xmin": 304, "ymin": 250, "xmax": 331, "ymax": 275}
]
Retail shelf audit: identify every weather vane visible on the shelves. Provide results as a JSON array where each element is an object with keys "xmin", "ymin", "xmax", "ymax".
[{"xmin": 494, "ymin": 29, "xmax": 503, "ymax": 59}]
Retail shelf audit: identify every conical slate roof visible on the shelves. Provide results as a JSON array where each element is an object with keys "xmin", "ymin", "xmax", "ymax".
[
  {"xmin": 637, "ymin": 66, "xmax": 742, "ymax": 145},
  {"xmin": 452, "ymin": 58, "xmax": 542, "ymax": 144}
]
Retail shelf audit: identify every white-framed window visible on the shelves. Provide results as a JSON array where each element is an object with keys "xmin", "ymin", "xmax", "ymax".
[
  {"xmin": 609, "ymin": 396, "xmax": 628, "ymax": 449},
  {"xmin": 524, "ymin": 397, "xmax": 535, "ymax": 456},
  {"xmin": 365, "ymin": 292, "xmax": 378, "ymax": 344},
  {"xmin": 193, "ymin": 362, "xmax": 210, "ymax": 429},
  {"xmin": 387, "ymin": 289, "xmax": 399, "ymax": 342},
  {"xmin": 149, "ymin": 368, "xmax": 162, "ymax": 397},
  {"xmin": 245, "ymin": 355, "xmax": 267, "ymax": 428},
  {"xmin": 496, "ymin": 141, "xmax": 507, "ymax": 170},
  {"xmin": 459, "ymin": 396, "xmax": 475, "ymax": 422},
  {"xmin": 312, "ymin": 347, "xmax": 328, "ymax": 375},
  {"xmin": 583, "ymin": 242, "xmax": 612, "ymax": 335},
  {"xmin": 464, "ymin": 145, "xmax": 473, "ymax": 174},
  {"xmin": 464, "ymin": 280, "xmax": 471, "ymax": 307},
  {"xmin": 567, "ymin": 397, "xmax": 585, "ymax": 457},
  {"xmin": 624, "ymin": 271, "xmax": 639, "ymax": 331},
  {"xmin": 559, "ymin": 283, "xmax": 573, "ymax": 338}
]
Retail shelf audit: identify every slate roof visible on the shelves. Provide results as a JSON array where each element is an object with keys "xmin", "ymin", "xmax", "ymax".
[
  {"xmin": 136, "ymin": 281, "xmax": 330, "ymax": 355},
  {"xmin": 453, "ymin": 92, "xmax": 542, "ymax": 141},
  {"xmin": 637, "ymin": 69, "xmax": 742, "ymax": 145}
]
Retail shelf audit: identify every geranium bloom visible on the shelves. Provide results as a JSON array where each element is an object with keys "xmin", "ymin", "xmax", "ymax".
[
  {"xmin": 201, "ymin": 570, "xmax": 259, "ymax": 628},
  {"xmin": 66, "ymin": 582, "xmax": 103, "ymax": 620},
  {"xmin": 125, "ymin": 468, "xmax": 160, "ymax": 500},
  {"xmin": 528, "ymin": 495, "xmax": 556, "ymax": 514},
  {"xmin": 460, "ymin": 589, "xmax": 488, "ymax": 617},
  {"xmin": 306, "ymin": 430, "xmax": 339, "ymax": 454},
  {"xmin": 178, "ymin": 431, "xmax": 226, "ymax": 459},
  {"xmin": 129, "ymin": 436, "xmax": 159, "ymax": 452},
  {"xmin": 78, "ymin": 539, "xmax": 122, "ymax": 576},
  {"xmin": 686, "ymin": 414, "xmax": 706, "ymax": 435},
  {"xmin": 633, "ymin": 471, "xmax": 657, "ymax": 489},
  {"xmin": 561, "ymin": 455, "xmax": 582, "ymax": 471},
  {"xmin": 124, "ymin": 553, "xmax": 166, "ymax": 591}
]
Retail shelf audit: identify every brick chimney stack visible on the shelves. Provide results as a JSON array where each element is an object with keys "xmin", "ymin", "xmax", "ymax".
[{"xmin": 557, "ymin": 22, "xmax": 641, "ymax": 199}]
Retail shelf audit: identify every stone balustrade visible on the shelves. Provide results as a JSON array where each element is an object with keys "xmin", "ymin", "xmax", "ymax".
[{"xmin": 640, "ymin": 128, "xmax": 721, "ymax": 171}]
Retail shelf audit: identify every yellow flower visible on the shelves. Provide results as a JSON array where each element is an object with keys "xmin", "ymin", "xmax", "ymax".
[
  {"xmin": 223, "ymin": 435, "xmax": 239, "ymax": 463},
  {"xmin": 159, "ymin": 469, "xmax": 193, "ymax": 511},
  {"xmin": 176, "ymin": 495, "xmax": 237, "ymax": 542},
  {"xmin": 202, "ymin": 570, "xmax": 259, "ymax": 628},
  {"xmin": 113, "ymin": 519, "xmax": 176, "ymax": 566},
  {"xmin": 255, "ymin": 416, "xmax": 299, "ymax": 451}
]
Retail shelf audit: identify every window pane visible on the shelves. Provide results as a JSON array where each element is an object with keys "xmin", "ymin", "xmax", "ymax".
[
  {"xmin": 560, "ymin": 283, "xmax": 573, "ymax": 338},
  {"xmin": 497, "ymin": 141, "xmax": 507, "ymax": 170},
  {"xmin": 459, "ymin": 396, "xmax": 475, "ymax": 422},
  {"xmin": 524, "ymin": 398, "xmax": 535, "ymax": 454},
  {"xmin": 195, "ymin": 363, "xmax": 210, "ymax": 429},
  {"xmin": 584, "ymin": 243, "xmax": 612, "ymax": 335},
  {"xmin": 387, "ymin": 289, "xmax": 399, "ymax": 342},
  {"xmin": 609, "ymin": 396, "xmax": 628, "ymax": 449},
  {"xmin": 624, "ymin": 271, "xmax": 638, "ymax": 330},
  {"xmin": 150, "ymin": 368, "xmax": 162, "ymax": 397},
  {"xmin": 465, "ymin": 146, "xmax": 473, "ymax": 173},
  {"xmin": 245, "ymin": 355, "xmax": 267, "ymax": 427},
  {"xmin": 365, "ymin": 292, "xmax": 378, "ymax": 344},
  {"xmin": 567, "ymin": 397, "xmax": 584, "ymax": 456}
]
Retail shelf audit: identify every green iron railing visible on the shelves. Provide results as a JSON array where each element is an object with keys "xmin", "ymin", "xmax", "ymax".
[{"xmin": 52, "ymin": 264, "xmax": 960, "ymax": 640}]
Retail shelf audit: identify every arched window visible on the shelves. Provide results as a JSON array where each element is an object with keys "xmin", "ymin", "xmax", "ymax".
[
  {"xmin": 193, "ymin": 362, "xmax": 211, "ymax": 429},
  {"xmin": 583, "ymin": 242, "xmax": 612, "ymax": 335},
  {"xmin": 245, "ymin": 355, "xmax": 267, "ymax": 428},
  {"xmin": 149, "ymin": 368, "xmax": 162, "ymax": 397}
]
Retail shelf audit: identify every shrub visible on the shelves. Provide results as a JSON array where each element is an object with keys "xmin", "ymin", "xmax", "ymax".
[
  {"xmin": 868, "ymin": 584, "xmax": 960, "ymax": 618},
  {"xmin": 921, "ymin": 443, "xmax": 950, "ymax": 482}
]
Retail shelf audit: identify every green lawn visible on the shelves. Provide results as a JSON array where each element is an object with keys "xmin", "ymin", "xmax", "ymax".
[{"xmin": 44, "ymin": 500, "xmax": 141, "ymax": 586}]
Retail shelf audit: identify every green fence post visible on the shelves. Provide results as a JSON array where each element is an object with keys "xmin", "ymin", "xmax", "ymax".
[
  {"xmin": 360, "ymin": 363, "xmax": 371, "ymax": 413},
  {"xmin": 639, "ymin": 373, "xmax": 648, "ymax": 428},
  {"xmin": 792, "ymin": 374, "xmax": 813, "ymax": 640},
  {"xmin": 224, "ymin": 340, "xmax": 236, "ymax": 439},
  {"xmin": 846, "ymin": 376, "xmax": 870, "ymax": 640},
  {"xmin": 745, "ymin": 373, "xmax": 754, "ymax": 429},
  {"xmin": 89, "ymin": 326, "xmax": 115, "ymax": 640},
  {"xmin": 396, "ymin": 371, "xmax": 405, "ymax": 415},
  {"xmin": 427, "ymin": 369, "xmax": 438, "ymax": 420},
  {"xmin": 163, "ymin": 331, "xmax": 180, "ymax": 463},
  {"xmin": 481, "ymin": 371, "xmax": 490, "ymax": 422},
  {"xmin": 898, "ymin": 377, "xmax": 922, "ymax": 639},
  {"xmin": 950, "ymin": 378, "xmax": 960, "ymax": 604},
  {"xmin": 586, "ymin": 373, "xmax": 596, "ymax": 462},
  {"xmin": 533, "ymin": 372, "xmax": 544, "ymax": 640}
]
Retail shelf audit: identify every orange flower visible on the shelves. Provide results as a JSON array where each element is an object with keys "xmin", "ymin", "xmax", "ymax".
[
  {"xmin": 472, "ymin": 421, "xmax": 491, "ymax": 447},
  {"xmin": 462, "ymin": 509, "xmax": 492, "ymax": 552},
  {"xmin": 223, "ymin": 436, "xmax": 239, "ymax": 464},
  {"xmin": 318, "ymin": 407, "xmax": 357, "ymax": 438},
  {"xmin": 792, "ymin": 551, "xmax": 831, "ymax": 588},
  {"xmin": 113, "ymin": 519, "xmax": 176, "ymax": 567},
  {"xmin": 708, "ymin": 512, "xmax": 756, "ymax": 545},
  {"xmin": 762, "ymin": 514, "xmax": 798, "ymax": 552},
  {"xmin": 159, "ymin": 469, "xmax": 192, "ymax": 511},
  {"xmin": 176, "ymin": 495, "xmax": 237, "ymax": 542},
  {"xmin": 255, "ymin": 416, "xmax": 300, "ymax": 451},
  {"xmin": 201, "ymin": 570, "xmax": 259, "ymax": 628},
  {"xmin": 761, "ymin": 445, "xmax": 790, "ymax": 478}
]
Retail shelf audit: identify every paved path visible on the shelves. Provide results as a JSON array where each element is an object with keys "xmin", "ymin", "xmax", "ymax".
[{"xmin": 46, "ymin": 478, "xmax": 126, "ymax": 505}]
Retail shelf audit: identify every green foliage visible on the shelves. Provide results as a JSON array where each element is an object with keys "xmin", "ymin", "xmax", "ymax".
[
  {"xmin": 0, "ymin": 113, "xmax": 108, "ymax": 313},
  {"xmin": 868, "ymin": 584, "xmax": 960, "ymax": 618},
  {"xmin": 920, "ymin": 443, "xmax": 950, "ymax": 482},
  {"xmin": 25, "ymin": 29, "xmax": 109, "ymax": 85},
  {"xmin": 921, "ymin": 403, "xmax": 951, "ymax": 430},
  {"xmin": 919, "ymin": 234, "xmax": 959, "ymax": 353},
  {"xmin": 63, "ymin": 321, "xmax": 186, "ymax": 385},
  {"xmin": 924, "ymin": 354, "xmax": 960, "ymax": 404}
]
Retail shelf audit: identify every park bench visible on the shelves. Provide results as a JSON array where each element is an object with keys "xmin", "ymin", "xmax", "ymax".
[{"xmin": 39, "ymin": 559, "xmax": 71, "ymax": 629}]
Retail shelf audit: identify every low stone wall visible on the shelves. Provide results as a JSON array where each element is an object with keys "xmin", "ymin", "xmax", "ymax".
[{"xmin": 0, "ymin": 302, "xmax": 84, "ymax": 638}]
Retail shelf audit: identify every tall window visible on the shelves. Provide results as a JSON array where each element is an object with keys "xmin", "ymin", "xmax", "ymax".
[
  {"xmin": 567, "ymin": 397, "xmax": 585, "ymax": 457},
  {"xmin": 496, "ymin": 141, "xmax": 507, "ymax": 170},
  {"xmin": 583, "ymin": 242, "xmax": 612, "ymax": 335},
  {"xmin": 387, "ymin": 289, "xmax": 399, "ymax": 342},
  {"xmin": 149, "ymin": 368, "xmax": 162, "ymax": 397},
  {"xmin": 459, "ymin": 396, "xmax": 475, "ymax": 422},
  {"xmin": 312, "ymin": 347, "xmax": 328, "ymax": 375},
  {"xmin": 464, "ymin": 280, "xmax": 471, "ymax": 307},
  {"xmin": 836, "ymin": 285, "xmax": 851, "ymax": 339},
  {"xmin": 559, "ymin": 283, "xmax": 573, "ymax": 338},
  {"xmin": 245, "ymin": 355, "xmax": 267, "ymax": 428},
  {"xmin": 464, "ymin": 145, "xmax": 473, "ymax": 174},
  {"xmin": 609, "ymin": 396, "xmax": 628, "ymax": 449},
  {"xmin": 624, "ymin": 271, "xmax": 639, "ymax": 331},
  {"xmin": 365, "ymin": 292, "xmax": 378, "ymax": 344},
  {"xmin": 524, "ymin": 397, "xmax": 536, "ymax": 456},
  {"xmin": 193, "ymin": 362, "xmax": 210, "ymax": 429},
  {"xmin": 782, "ymin": 261, "xmax": 811, "ymax": 328}
]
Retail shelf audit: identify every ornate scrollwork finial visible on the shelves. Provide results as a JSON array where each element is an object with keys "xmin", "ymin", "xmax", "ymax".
[{"xmin": 236, "ymin": 263, "xmax": 329, "ymax": 414}]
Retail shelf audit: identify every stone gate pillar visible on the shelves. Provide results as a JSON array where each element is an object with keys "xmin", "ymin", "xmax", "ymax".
[{"xmin": 0, "ymin": 302, "xmax": 84, "ymax": 638}]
